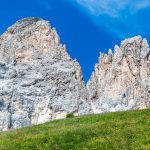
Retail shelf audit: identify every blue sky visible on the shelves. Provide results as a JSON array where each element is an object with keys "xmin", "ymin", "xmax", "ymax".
[{"xmin": 0, "ymin": 0, "xmax": 150, "ymax": 82}]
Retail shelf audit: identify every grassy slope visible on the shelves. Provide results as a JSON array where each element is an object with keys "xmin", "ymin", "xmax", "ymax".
[{"xmin": 0, "ymin": 109, "xmax": 150, "ymax": 150}]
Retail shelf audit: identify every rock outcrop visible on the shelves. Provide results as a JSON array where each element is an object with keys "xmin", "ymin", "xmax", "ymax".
[
  {"xmin": 87, "ymin": 36, "xmax": 150, "ymax": 113},
  {"xmin": 0, "ymin": 18, "xmax": 92, "ymax": 131},
  {"xmin": 0, "ymin": 18, "xmax": 150, "ymax": 131}
]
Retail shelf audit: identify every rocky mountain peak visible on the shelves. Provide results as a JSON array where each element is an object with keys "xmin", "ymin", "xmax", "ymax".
[
  {"xmin": 0, "ymin": 18, "xmax": 92, "ymax": 131},
  {"xmin": 87, "ymin": 36, "xmax": 150, "ymax": 113},
  {"xmin": 7, "ymin": 17, "xmax": 42, "ymax": 33},
  {"xmin": 0, "ymin": 17, "xmax": 70, "ymax": 64}
]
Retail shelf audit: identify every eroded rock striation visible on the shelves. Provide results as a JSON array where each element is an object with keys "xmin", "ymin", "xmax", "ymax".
[
  {"xmin": 0, "ymin": 18, "xmax": 92, "ymax": 131},
  {"xmin": 87, "ymin": 36, "xmax": 150, "ymax": 113}
]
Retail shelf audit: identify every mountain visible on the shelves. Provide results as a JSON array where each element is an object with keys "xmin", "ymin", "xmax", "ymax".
[
  {"xmin": 87, "ymin": 36, "xmax": 150, "ymax": 113},
  {"xmin": 0, "ymin": 18, "xmax": 149, "ymax": 131},
  {"xmin": 0, "ymin": 18, "xmax": 92, "ymax": 131}
]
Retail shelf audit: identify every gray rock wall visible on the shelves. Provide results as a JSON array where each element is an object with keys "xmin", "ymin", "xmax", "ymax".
[
  {"xmin": 0, "ymin": 18, "xmax": 149, "ymax": 131},
  {"xmin": 87, "ymin": 36, "xmax": 150, "ymax": 113},
  {"xmin": 0, "ymin": 18, "xmax": 92, "ymax": 131}
]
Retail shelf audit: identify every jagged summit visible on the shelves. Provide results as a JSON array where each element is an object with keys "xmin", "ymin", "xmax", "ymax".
[
  {"xmin": 17, "ymin": 17, "xmax": 42, "ymax": 23},
  {"xmin": 121, "ymin": 35, "xmax": 142, "ymax": 45},
  {"xmin": 0, "ymin": 18, "xmax": 92, "ymax": 131},
  {"xmin": 0, "ymin": 17, "xmax": 71, "ymax": 64},
  {"xmin": 87, "ymin": 36, "xmax": 150, "ymax": 113},
  {"xmin": 7, "ymin": 17, "xmax": 43, "ymax": 33}
]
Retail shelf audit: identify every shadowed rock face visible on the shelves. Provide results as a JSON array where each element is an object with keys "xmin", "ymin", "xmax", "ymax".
[
  {"xmin": 87, "ymin": 36, "xmax": 150, "ymax": 113},
  {"xmin": 0, "ymin": 18, "xmax": 150, "ymax": 131},
  {"xmin": 0, "ymin": 18, "xmax": 92, "ymax": 131}
]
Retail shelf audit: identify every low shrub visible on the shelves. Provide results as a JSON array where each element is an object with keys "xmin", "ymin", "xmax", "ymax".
[{"xmin": 66, "ymin": 112, "xmax": 74, "ymax": 118}]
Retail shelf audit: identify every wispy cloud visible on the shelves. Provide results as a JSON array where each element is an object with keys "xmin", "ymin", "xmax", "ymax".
[
  {"xmin": 36, "ymin": 0, "xmax": 150, "ymax": 39},
  {"xmin": 74, "ymin": 0, "xmax": 150, "ymax": 17},
  {"xmin": 66, "ymin": 0, "xmax": 150, "ymax": 38}
]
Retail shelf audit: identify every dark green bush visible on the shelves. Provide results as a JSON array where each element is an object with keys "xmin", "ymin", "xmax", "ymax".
[{"xmin": 66, "ymin": 112, "xmax": 74, "ymax": 118}]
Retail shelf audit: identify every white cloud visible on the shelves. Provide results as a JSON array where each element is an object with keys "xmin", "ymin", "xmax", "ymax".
[
  {"xmin": 74, "ymin": 0, "xmax": 150, "ymax": 17},
  {"xmin": 67, "ymin": 0, "xmax": 150, "ymax": 38},
  {"xmin": 35, "ymin": 0, "xmax": 150, "ymax": 38}
]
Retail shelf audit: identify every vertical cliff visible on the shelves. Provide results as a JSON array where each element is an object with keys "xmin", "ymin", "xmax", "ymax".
[
  {"xmin": 87, "ymin": 36, "xmax": 150, "ymax": 113},
  {"xmin": 0, "ymin": 18, "xmax": 92, "ymax": 131}
]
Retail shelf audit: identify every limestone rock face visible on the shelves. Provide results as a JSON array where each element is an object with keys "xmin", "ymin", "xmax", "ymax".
[
  {"xmin": 87, "ymin": 36, "xmax": 150, "ymax": 113},
  {"xmin": 0, "ymin": 18, "xmax": 92, "ymax": 131},
  {"xmin": 0, "ymin": 18, "xmax": 150, "ymax": 131}
]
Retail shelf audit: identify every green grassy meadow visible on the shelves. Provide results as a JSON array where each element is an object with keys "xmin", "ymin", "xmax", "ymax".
[{"xmin": 0, "ymin": 109, "xmax": 150, "ymax": 150}]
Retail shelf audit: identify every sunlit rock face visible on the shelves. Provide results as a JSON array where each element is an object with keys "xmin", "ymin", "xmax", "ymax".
[
  {"xmin": 87, "ymin": 36, "xmax": 150, "ymax": 113},
  {"xmin": 0, "ymin": 18, "xmax": 92, "ymax": 131},
  {"xmin": 0, "ymin": 18, "xmax": 150, "ymax": 131}
]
